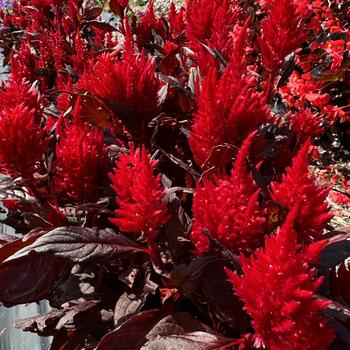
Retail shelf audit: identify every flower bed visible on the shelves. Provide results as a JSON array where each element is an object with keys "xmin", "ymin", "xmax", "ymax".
[{"xmin": 0, "ymin": 0, "xmax": 349, "ymax": 349}]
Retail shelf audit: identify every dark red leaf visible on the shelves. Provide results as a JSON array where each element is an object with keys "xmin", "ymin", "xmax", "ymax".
[
  {"xmin": 15, "ymin": 308, "xmax": 67, "ymax": 336},
  {"xmin": 0, "ymin": 252, "xmax": 71, "ymax": 306},
  {"xmin": 49, "ymin": 329, "xmax": 88, "ymax": 350},
  {"xmin": 96, "ymin": 309, "xmax": 163, "ymax": 350},
  {"xmin": 142, "ymin": 332, "xmax": 239, "ymax": 350},
  {"xmin": 323, "ymin": 300, "xmax": 350, "ymax": 347},
  {"xmin": 87, "ymin": 20, "xmax": 117, "ymax": 32},
  {"xmin": 142, "ymin": 313, "xmax": 239, "ymax": 350},
  {"xmin": 8, "ymin": 227, "xmax": 147, "ymax": 263},
  {"xmin": 145, "ymin": 312, "xmax": 206, "ymax": 339},
  {"xmin": 114, "ymin": 292, "xmax": 143, "ymax": 327},
  {"xmin": 0, "ymin": 229, "xmax": 45, "ymax": 262},
  {"xmin": 168, "ymin": 255, "xmax": 219, "ymax": 299},
  {"xmin": 84, "ymin": 7, "xmax": 103, "ymax": 20},
  {"xmin": 109, "ymin": 0, "xmax": 124, "ymax": 17},
  {"xmin": 15, "ymin": 299, "xmax": 111, "ymax": 341},
  {"xmin": 200, "ymin": 257, "xmax": 249, "ymax": 331},
  {"xmin": 330, "ymin": 259, "xmax": 350, "ymax": 305},
  {"xmin": 320, "ymin": 227, "xmax": 350, "ymax": 270},
  {"xmin": 201, "ymin": 144, "xmax": 236, "ymax": 172}
]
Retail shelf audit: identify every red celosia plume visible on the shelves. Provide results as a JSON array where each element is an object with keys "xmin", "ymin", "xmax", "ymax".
[
  {"xmin": 191, "ymin": 134, "xmax": 267, "ymax": 255},
  {"xmin": 290, "ymin": 108, "xmax": 325, "ymax": 142},
  {"xmin": 0, "ymin": 77, "xmax": 43, "ymax": 116},
  {"xmin": 55, "ymin": 118, "xmax": 107, "ymax": 203},
  {"xmin": 259, "ymin": 0, "xmax": 305, "ymax": 71},
  {"xmin": 0, "ymin": 0, "xmax": 347, "ymax": 347},
  {"xmin": 0, "ymin": 104, "xmax": 48, "ymax": 178},
  {"xmin": 270, "ymin": 140, "xmax": 333, "ymax": 243},
  {"xmin": 186, "ymin": 0, "xmax": 244, "ymax": 73},
  {"xmin": 226, "ymin": 208, "xmax": 335, "ymax": 350},
  {"xmin": 109, "ymin": 146, "xmax": 169, "ymax": 235},
  {"xmin": 78, "ymin": 47, "xmax": 160, "ymax": 134},
  {"xmin": 135, "ymin": 0, "xmax": 166, "ymax": 49},
  {"xmin": 189, "ymin": 65, "xmax": 269, "ymax": 169}
]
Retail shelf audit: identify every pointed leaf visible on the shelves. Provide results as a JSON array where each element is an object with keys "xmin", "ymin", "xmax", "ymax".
[
  {"xmin": 142, "ymin": 313, "xmax": 239, "ymax": 350},
  {"xmin": 0, "ymin": 252, "xmax": 71, "ymax": 306},
  {"xmin": 114, "ymin": 292, "xmax": 143, "ymax": 327},
  {"xmin": 96, "ymin": 309, "xmax": 163, "ymax": 350},
  {"xmin": 168, "ymin": 255, "xmax": 219, "ymax": 299},
  {"xmin": 141, "ymin": 332, "xmax": 239, "ymax": 350},
  {"xmin": 200, "ymin": 257, "xmax": 249, "ymax": 331},
  {"xmin": 7, "ymin": 227, "xmax": 147, "ymax": 264}
]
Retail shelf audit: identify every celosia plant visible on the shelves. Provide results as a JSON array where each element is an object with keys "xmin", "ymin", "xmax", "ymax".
[
  {"xmin": 0, "ymin": 104, "xmax": 48, "ymax": 178},
  {"xmin": 270, "ymin": 139, "xmax": 333, "ymax": 243},
  {"xmin": 109, "ymin": 145, "xmax": 169, "ymax": 235},
  {"xmin": 109, "ymin": 145, "xmax": 169, "ymax": 266},
  {"xmin": 55, "ymin": 117, "xmax": 108, "ymax": 203},
  {"xmin": 226, "ymin": 208, "xmax": 335, "ymax": 350},
  {"xmin": 0, "ymin": 0, "xmax": 348, "ymax": 349},
  {"xmin": 191, "ymin": 134, "xmax": 267, "ymax": 255},
  {"xmin": 189, "ymin": 64, "xmax": 269, "ymax": 169}
]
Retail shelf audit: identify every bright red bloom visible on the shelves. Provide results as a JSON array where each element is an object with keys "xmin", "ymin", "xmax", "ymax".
[
  {"xmin": 259, "ymin": 0, "xmax": 305, "ymax": 70},
  {"xmin": 2, "ymin": 0, "xmax": 101, "ymax": 90},
  {"xmin": 0, "ymin": 105, "xmax": 48, "ymax": 178},
  {"xmin": 279, "ymin": 71, "xmax": 331, "ymax": 110},
  {"xmin": 226, "ymin": 208, "xmax": 335, "ymax": 350},
  {"xmin": 135, "ymin": 0, "xmax": 166, "ymax": 49},
  {"xmin": 270, "ymin": 140, "xmax": 333, "ymax": 243},
  {"xmin": 0, "ymin": 77, "xmax": 43, "ymax": 116},
  {"xmin": 290, "ymin": 108, "xmax": 324, "ymax": 142},
  {"xmin": 321, "ymin": 38, "xmax": 346, "ymax": 72},
  {"xmin": 55, "ymin": 119, "xmax": 107, "ymax": 202},
  {"xmin": 191, "ymin": 134, "xmax": 267, "ymax": 255},
  {"xmin": 186, "ymin": 0, "xmax": 240, "ymax": 51},
  {"xmin": 189, "ymin": 65, "xmax": 268, "ymax": 169},
  {"xmin": 167, "ymin": 2, "xmax": 186, "ymax": 37},
  {"xmin": 186, "ymin": 0, "xmax": 243, "ymax": 73},
  {"xmin": 109, "ymin": 146, "xmax": 169, "ymax": 234},
  {"xmin": 78, "ymin": 49, "xmax": 160, "ymax": 131}
]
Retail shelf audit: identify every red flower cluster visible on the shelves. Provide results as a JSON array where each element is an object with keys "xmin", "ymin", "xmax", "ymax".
[
  {"xmin": 191, "ymin": 134, "xmax": 267, "ymax": 254},
  {"xmin": 290, "ymin": 108, "xmax": 325, "ymax": 142},
  {"xmin": 0, "ymin": 105, "xmax": 48, "ymax": 178},
  {"xmin": 271, "ymin": 140, "xmax": 333, "ymax": 243},
  {"xmin": 189, "ymin": 65, "xmax": 269, "ymax": 169},
  {"xmin": 227, "ymin": 208, "xmax": 335, "ymax": 350},
  {"xmin": 78, "ymin": 48, "xmax": 160, "ymax": 134},
  {"xmin": 186, "ymin": 0, "xmax": 242, "ymax": 72},
  {"xmin": 55, "ymin": 118, "xmax": 107, "ymax": 203},
  {"xmin": 259, "ymin": 0, "xmax": 305, "ymax": 71},
  {"xmin": 109, "ymin": 146, "xmax": 169, "ymax": 235},
  {"xmin": 0, "ymin": 77, "xmax": 44, "ymax": 117}
]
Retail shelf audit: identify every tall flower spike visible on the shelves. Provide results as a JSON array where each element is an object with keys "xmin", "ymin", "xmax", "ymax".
[
  {"xmin": 259, "ymin": 0, "xmax": 305, "ymax": 71},
  {"xmin": 135, "ymin": 0, "xmax": 166, "ymax": 49},
  {"xmin": 270, "ymin": 139, "xmax": 333, "ymax": 243},
  {"xmin": 226, "ymin": 207, "xmax": 335, "ymax": 350},
  {"xmin": 290, "ymin": 108, "xmax": 324, "ymax": 142},
  {"xmin": 186, "ymin": 0, "xmax": 242, "ymax": 73},
  {"xmin": 191, "ymin": 134, "xmax": 267, "ymax": 255},
  {"xmin": 78, "ymin": 48, "xmax": 160, "ymax": 132},
  {"xmin": 167, "ymin": 2, "xmax": 185, "ymax": 37},
  {"xmin": 0, "ymin": 77, "xmax": 43, "ymax": 117},
  {"xmin": 189, "ymin": 65, "xmax": 268, "ymax": 169},
  {"xmin": 55, "ymin": 117, "xmax": 107, "ymax": 203},
  {"xmin": 109, "ymin": 146, "xmax": 169, "ymax": 235},
  {"xmin": 0, "ymin": 104, "xmax": 48, "ymax": 178}
]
